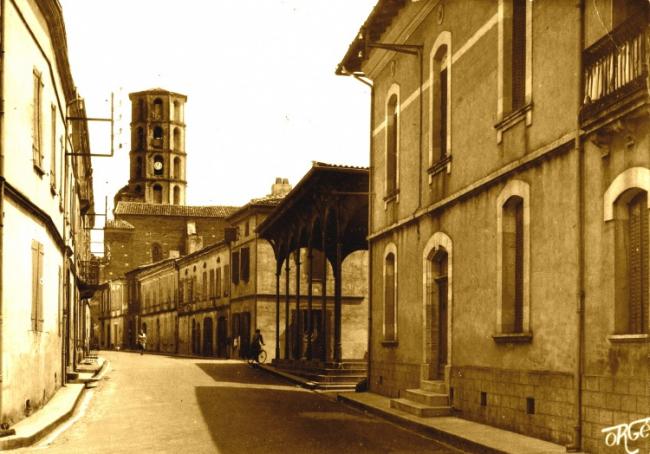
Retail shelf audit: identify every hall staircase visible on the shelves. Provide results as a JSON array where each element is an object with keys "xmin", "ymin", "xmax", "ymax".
[{"xmin": 390, "ymin": 380, "xmax": 452, "ymax": 417}]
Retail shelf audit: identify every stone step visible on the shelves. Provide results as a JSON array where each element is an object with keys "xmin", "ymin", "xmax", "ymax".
[
  {"xmin": 403, "ymin": 388, "xmax": 449, "ymax": 407},
  {"xmin": 390, "ymin": 398, "xmax": 452, "ymax": 417},
  {"xmin": 420, "ymin": 379, "xmax": 446, "ymax": 394},
  {"xmin": 296, "ymin": 372, "xmax": 367, "ymax": 383}
]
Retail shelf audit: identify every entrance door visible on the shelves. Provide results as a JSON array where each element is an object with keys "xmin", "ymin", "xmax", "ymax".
[
  {"xmin": 217, "ymin": 316, "xmax": 228, "ymax": 358},
  {"xmin": 427, "ymin": 248, "xmax": 449, "ymax": 380},
  {"xmin": 435, "ymin": 251, "xmax": 449, "ymax": 379},
  {"xmin": 203, "ymin": 317, "xmax": 214, "ymax": 356}
]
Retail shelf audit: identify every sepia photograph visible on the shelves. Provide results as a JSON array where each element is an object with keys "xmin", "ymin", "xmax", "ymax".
[{"xmin": 0, "ymin": 0, "xmax": 647, "ymax": 453}]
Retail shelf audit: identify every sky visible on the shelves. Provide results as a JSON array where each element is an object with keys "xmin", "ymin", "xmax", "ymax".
[{"xmin": 59, "ymin": 0, "xmax": 375, "ymax": 231}]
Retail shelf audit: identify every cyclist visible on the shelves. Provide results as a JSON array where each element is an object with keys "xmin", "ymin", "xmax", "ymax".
[{"xmin": 250, "ymin": 329, "xmax": 265, "ymax": 362}]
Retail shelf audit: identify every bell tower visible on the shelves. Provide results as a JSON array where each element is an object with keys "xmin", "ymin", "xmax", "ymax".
[{"xmin": 121, "ymin": 88, "xmax": 187, "ymax": 205}]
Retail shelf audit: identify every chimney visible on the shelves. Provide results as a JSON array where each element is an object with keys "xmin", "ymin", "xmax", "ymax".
[{"xmin": 271, "ymin": 177, "xmax": 292, "ymax": 196}]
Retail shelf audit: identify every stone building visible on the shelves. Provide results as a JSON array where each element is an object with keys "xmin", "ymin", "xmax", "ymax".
[
  {"xmin": 226, "ymin": 178, "xmax": 291, "ymax": 359},
  {"xmin": 338, "ymin": 0, "xmax": 649, "ymax": 451},
  {"xmin": 97, "ymin": 279, "xmax": 127, "ymax": 350},
  {"xmin": 101, "ymin": 88, "xmax": 238, "ymax": 282},
  {"xmin": 0, "ymin": 0, "xmax": 95, "ymax": 426}
]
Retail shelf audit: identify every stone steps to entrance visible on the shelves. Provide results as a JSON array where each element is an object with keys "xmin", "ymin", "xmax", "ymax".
[
  {"xmin": 403, "ymin": 388, "xmax": 449, "ymax": 407},
  {"xmin": 420, "ymin": 379, "xmax": 447, "ymax": 394},
  {"xmin": 390, "ymin": 398, "xmax": 452, "ymax": 417}
]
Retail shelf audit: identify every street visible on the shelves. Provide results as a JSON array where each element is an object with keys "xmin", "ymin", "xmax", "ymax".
[{"xmin": 19, "ymin": 352, "xmax": 462, "ymax": 454}]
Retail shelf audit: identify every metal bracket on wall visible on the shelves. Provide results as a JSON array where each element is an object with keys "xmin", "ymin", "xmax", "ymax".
[{"xmin": 65, "ymin": 92, "xmax": 115, "ymax": 157}]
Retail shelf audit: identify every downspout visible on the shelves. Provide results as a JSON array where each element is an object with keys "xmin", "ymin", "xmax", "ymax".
[
  {"xmin": 354, "ymin": 74, "xmax": 374, "ymax": 388},
  {"xmin": 568, "ymin": 1, "xmax": 585, "ymax": 451},
  {"xmin": 0, "ymin": 0, "xmax": 5, "ymax": 416}
]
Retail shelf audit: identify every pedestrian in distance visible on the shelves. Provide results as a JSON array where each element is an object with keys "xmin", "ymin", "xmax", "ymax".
[
  {"xmin": 137, "ymin": 329, "xmax": 147, "ymax": 355},
  {"xmin": 250, "ymin": 329, "xmax": 264, "ymax": 362}
]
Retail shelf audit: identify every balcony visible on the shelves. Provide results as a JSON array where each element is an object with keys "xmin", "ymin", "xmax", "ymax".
[
  {"xmin": 79, "ymin": 259, "xmax": 100, "ymax": 286},
  {"xmin": 581, "ymin": 14, "xmax": 649, "ymax": 125}
]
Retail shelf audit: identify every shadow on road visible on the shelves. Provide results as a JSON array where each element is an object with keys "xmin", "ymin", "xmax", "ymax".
[{"xmin": 194, "ymin": 362, "xmax": 455, "ymax": 454}]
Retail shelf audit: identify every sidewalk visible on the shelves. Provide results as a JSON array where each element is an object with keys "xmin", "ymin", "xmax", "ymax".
[
  {"xmin": 257, "ymin": 363, "xmax": 570, "ymax": 454},
  {"xmin": 0, "ymin": 357, "xmax": 109, "ymax": 450}
]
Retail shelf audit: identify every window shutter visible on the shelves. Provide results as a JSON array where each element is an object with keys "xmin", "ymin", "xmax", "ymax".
[
  {"xmin": 512, "ymin": 0, "xmax": 527, "ymax": 110},
  {"xmin": 232, "ymin": 252, "xmax": 240, "ymax": 284},
  {"xmin": 224, "ymin": 266, "xmax": 230, "ymax": 296},
  {"xmin": 439, "ymin": 68, "xmax": 448, "ymax": 157},
  {"xmin": 241, "ymin": 247, "xmax": 250, "ymax": 282}
]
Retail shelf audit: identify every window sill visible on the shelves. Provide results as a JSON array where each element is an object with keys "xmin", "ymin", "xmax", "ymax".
[
  {"xmin": 381, "ymin": 340, "xmax": 398, "ymax": 347},
  {"xmin": 428, "ymin": 155, "xmax": 452, "ymax": 181},
  {"xmin": 607, "ymin": 334, "xmax": 649, "ymax": 344},
  {"xmin": 33, "ymin": 163, "xmax": 45, "ymax": 178},
  {"xmin": 383, "ymin": 189, "xmax": 399, "ymax": 204},
  {"xmin": 492, "ymin": 332, "xmax": 533, "ymax": 344},
  {"xmin": 494, "ymin": 103, "xmax": 533, "ymax": 142}
]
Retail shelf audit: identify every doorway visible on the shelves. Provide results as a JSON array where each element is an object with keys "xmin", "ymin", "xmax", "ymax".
[
  {"xmin": 427, "ymin": 247, "xmax": 449, "ymax": 380},
  {"xmin": 203, "ymin": 317, "xmax": 214, "ymax": 356}
]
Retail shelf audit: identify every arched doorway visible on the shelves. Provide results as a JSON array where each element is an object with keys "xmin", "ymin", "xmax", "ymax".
[
  {"xmin": 191, "ymin": 319, "xmax": 196, "ymax": 355},
  {"xmin": 195, "ymin": 323, "xmax": 202, "ymax": 356},
  {"xmin": 423, "ymin": 232, "xmax": 452, "ymax": 382},
  {"xmin": 156, "ymin": 318, "xmax": 161, "ymax": 351},
  {"xmin": 203, "ymin": 317, "xmax": 213, "ymax": 356},
  {"xmin": 217, "ymin": 316, "xmax": 228, "ymax": 358}
]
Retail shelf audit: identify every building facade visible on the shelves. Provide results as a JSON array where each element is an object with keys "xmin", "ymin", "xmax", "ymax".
[
  {"xmin": 0, "ymin": 0, "xmax": 95, "ymax": 426},
  {"xmin": 339, "ymin": 0, "xmax": 649, "ymax": 451}
]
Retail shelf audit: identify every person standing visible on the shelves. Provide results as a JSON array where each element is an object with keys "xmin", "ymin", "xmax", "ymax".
[
  {"xmin": 138, "ymin": 329, "xmax": 147, "ymax": 355},
  {"xmin": 250, "ymin": 329, "xmax": 264, "ymax": 362}
]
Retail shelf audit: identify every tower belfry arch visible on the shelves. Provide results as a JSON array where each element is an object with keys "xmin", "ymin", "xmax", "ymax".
[{"xmin": 116, "ymin": 88, "xmax": 187, "ymax": 205}]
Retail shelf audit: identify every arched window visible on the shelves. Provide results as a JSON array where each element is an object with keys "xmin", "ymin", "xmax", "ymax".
[
  {"xmin": 153, "ymin": 126, "xmax": 163, "ymax": 148},
  {"xmin": 173, "ymin": 157, "xmax": 181, "ymax": 180},
  {"xmin": 173, "ymin": 100, "xmax": 181, "ymax": 122},
  {"xmin": 496, "ymin": 180, "xmax": 530, "ymax": 339},
  {"xmin": 383, "ymin": 244, "xmax": 398, "ymax": 342},
  {"xmin": 385, "ymin": 89, "xmax": 399, "ymax": 197},
  {"xmin": 173, "ymin": 186, "xmax": 181, "ymax": 205},
  {"xmin": 604, "ymin": 167, "xmax": 650, "ymax": 335},
  {"xmin": 151, "ymin": 243, "xmax": 163, "ymax": 262},
  {"xmin": 136, "ymin": 127, "xmax": 144, "ymax": 151},
  {"xmin": 430, "ymin": 36, "xmax": 450, "ymax": 164},
  {"xmin": 138, "ymin": 99, "xmax": 146, "ymax": 121},
  {"xmin": 501, "ymin": 196, "xmax": 524, "ymax": 333},
  {"xmin": 152, "ymin": 184, "xmax": 163, "ymax": 204},
  {"xmin": 136, "ymin": 157, "xmax": 143, "ymax": 178},
  {"xmin": 173, "ymin": 128, "xmax": 181, "ymax": 151},
  {"xmin": 153, "ymin": 98, "xmax": 163, "ymax": 120},
  {"xmin": 613, "ymin": 189, "xmax": 649, "ymax": 334}
]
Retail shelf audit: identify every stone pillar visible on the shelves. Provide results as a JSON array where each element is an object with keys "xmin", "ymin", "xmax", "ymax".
[
  {"xmin": 284, "ymin": 254, "xmax": 290, "ymax": 360},
  {"xmin": 275, "ymin": 268, "xmax": 280, "ymax": 360},
  {"xmin": 307, "ymin": 244, "xmax": 313, "ymax": 360}
]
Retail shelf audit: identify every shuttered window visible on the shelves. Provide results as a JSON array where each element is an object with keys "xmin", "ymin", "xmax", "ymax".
[
  {"xmin": 628, "ymin": 192, "xmax": 648, "ymax": 334},
  {"xmin": 224, "ymin": 265, "xmax": 230, "ymax": 296},
  {"xmin": 50, "ymin": 104, "xmax": 57, "ymax": 190},
  {"xmin": 241, "ymin": 247, "xmax": 250, "ymax": 283},
  {"xmin": 33, "ymin": 70, "xmax": 43, "ymax": 169},
  {"xmin": 31, "ymin": 240, "xmax": 44, "ymax": 331},
  {"xmin": 232, "ymin": 252, "xmax": 240, "ymax": 284},
  {"xmin": 209, "ymin": 269, "xmax": 215, "ymax": 298},
  {"xmin": 386, "ymin": 94, "xmax": 398, "ymax": 196},
  {"xmin": 216, "ymin": 267, "xmax": 222, "ymax": 297},
  {"xmin": 511, "ymin": 0, "xmax": 526, "ymax": 110},
  {"xmin": 384, "ymin": 252, "xmax": 396, "ymax": 341},
  {"xmin": 502, "ymin": 196, "xmax": 524, "ymax": 333}
]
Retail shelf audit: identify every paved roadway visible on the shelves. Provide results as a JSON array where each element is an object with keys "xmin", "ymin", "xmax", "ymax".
[{"xmin": 19, "ymin": 351, "xmax": 462, "ymax": 454}]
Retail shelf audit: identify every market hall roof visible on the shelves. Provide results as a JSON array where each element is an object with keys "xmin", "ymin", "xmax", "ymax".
[
  {"xmin": 114, "ymin": 201, "xmax": 239, "ymax": 218},
  {"xmin": 257, "ymin": 162, "xmax": 369, "ymax": 267}
]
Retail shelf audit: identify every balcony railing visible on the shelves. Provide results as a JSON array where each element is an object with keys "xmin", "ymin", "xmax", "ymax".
[
  {"xmin": 79, "ymin": 260, "xmax": 100, "ymax": 286},
  {"xmin": 582, "ymin": 14, "xmax": 648, "ymax": 121}
]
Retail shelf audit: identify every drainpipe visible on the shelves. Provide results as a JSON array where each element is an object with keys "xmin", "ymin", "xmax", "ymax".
[
  {"xmin": 568, "ymin": 1, "xmax": 585, "ymax": 451},
  {"xmin": 353, "ymin": 74, "xmax": 374, "ymax": 388},
  {"xmin": 0, "ymin": 0, "xmax": 5, "ymax": 417}
]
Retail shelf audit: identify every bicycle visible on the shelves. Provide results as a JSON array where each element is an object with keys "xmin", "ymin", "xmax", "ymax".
[{"xmin": 247, "ymin": 348, "xmax": 267, "ymax": 365}]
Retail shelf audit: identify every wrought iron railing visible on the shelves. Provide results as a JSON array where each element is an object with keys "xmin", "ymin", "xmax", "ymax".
[
  {"xmin": 582, "ymin": 14, "xmax": 648, "ymax": 120},
  {"xmin": 79, "ymin": 259, "xmax": 100, "ymax": 285}
]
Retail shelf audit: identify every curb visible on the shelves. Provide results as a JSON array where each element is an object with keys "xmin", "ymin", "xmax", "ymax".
[
  {"xmin": 256, "ymin": 364, "xmax": 319, "ymax": 390},
  {"xmin": 337, "ymin": 393, "xmax": 505, "ymax": 454},
  {"xmin": 0, "ymin": 358, "xmax": 108, "ymax": 450}
]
